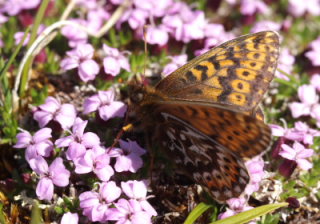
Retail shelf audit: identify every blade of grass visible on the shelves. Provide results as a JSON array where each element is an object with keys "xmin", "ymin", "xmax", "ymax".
[
  {"xmin": 210, "ymin": 202, "xmax": 288, "ymax": 224},
  {"xmin": 184, "ymin": 202, "xmax": 213, "ymax": 224},
  {"xmin": 30, "ymin": 201, "xmax": 42, "ymax": 224},
  {"xmin": 20, "ymin": 0, "xmax": 50, "ymax": 96},
  {"xmin": 0, "ymin": 27, "xmax": 30, "ymax": 83}
]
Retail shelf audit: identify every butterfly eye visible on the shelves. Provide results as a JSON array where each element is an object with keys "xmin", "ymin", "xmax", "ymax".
[{"xmin": 130, "ymin": 91, "xmax": 144, "ymax": 104}]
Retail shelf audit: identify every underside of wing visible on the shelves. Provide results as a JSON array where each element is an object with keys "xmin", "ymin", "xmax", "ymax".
[
  {"xmin": 155, "ymin": 31, "xmax": 280, "ymax": 112},
  {"xmin": 154, "ymin": 108, "xmax": 250, "ymax": 202}
]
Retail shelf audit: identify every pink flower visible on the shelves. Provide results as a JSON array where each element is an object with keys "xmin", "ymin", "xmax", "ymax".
[
  {"xmin": 162, "ymin": 2, "xmax": 207, "ymax": 43},
  {"xmin": 117, "ymin": 0, "xmax": 172, "ymax": 29},
  {"xmin": 14, "ymin": 128, "xmax": 54, "ymax": 162},
  {"xmin": 86, "ymin": 7, "xmax": 110, "ymax": 33},
  {"xmin": 60, "ymin": 43, "xmax": 100, "ymax": 82},
  {"xmin": 29, "ymin": 157, "xmax": 70, "ymax": 200},
  {"xmin": 61, "ymin": 212, "xmax": 79, "ymax": 224},
  {"xmin": 162, "ymin": 54, "xmax": 187, "ymax": 77},
  {"xmin": 250, "ymin": 21, "xmax": 281, "ymax": 33},
  {"xmin": 14, "ymin": 24, "xmax": 45, "ymax": 46},
  {"xmin": 79, "ymin": 181, "xmax": 121, "ymax": 222},
  {"xmin": 204, "ymin": 24, "xmax": 233, "ymax": 47},
  {"xmin": 240, "ymin": 0, "xmax": 269, "ymax": 16},
  {"xmin": 293, "ymin": 121, "xmax": 320, "ymax": 145},
  {"xmin": 270, "ymin": 124, "xmax": 304, "ymax": 141},
  {"xmin": 120, "ymin": 8, "xmax": 149, "ymax": 30},
  {"xmin": 109, "ymin": 140, "xmax": 146, "ymax": 173},
  {"xmin": 134, "ymin": 0, "xmax": 173, "ymax": 17},
  {"xmin": 55, "ymin": 118, "xmax": 100, "ymax": 161},
  {"xmin": 311, "ymin": 74, "xmax": 320, "ymax": 91},
  {"xmin": 195, "ymin": 24, "xmax": 234, "ymax": 56},
  {"xmin": 245, "ymin": 157, "xmax": 265, "ymax": 195},
  {"xmin": 74, "ymin": 145, "xmax": 114, "ymax": 181},
  {"xmin": 121, "ymin": 180, "xmax": 157, "ymax": 216},
  {"xmin": 83, "ymin": 90, "xmax": 127, "ymax": 121},
  {"xmin": 219, "ymin": 198, "xmax": 254, "ymax": 221},
  {"xmin": 0, "ymin": 14, "xmax": 8, "ymax": 24},
  {"xmin": 107, "ymin": 199, "xmax": 152, "ymax": 224},
  {"xmin": 102, "ymin": 44, "xmax": 131, "ymax": 76},
  {"xmin": 280, "ymin": 142, "xmax": 314, "ymax": 170},
  {"xmin": 33, "ymin": 97, "xmax": 76, "ymax": 130},
  {"xmin": 1, "ymin": 0, "xmax": 41, "ymax": 16},
  {"xmin": 76, "ymin": 0, "xmax": 98, "ymax": 9},
  {"xmin": 288, "ymin": 0, "xmax": 320, "ymax": 17},
  {"xmin": 275, "ymin": 48, "xmax": 295, "ymax": 81},
  {"xmin": 305, "ymin": 37, "xmax": 320, "ymax": 66},
  {"xmin": 61, "ymin": 19, "xmax": 88, "ymax": 47},
  {"xmin": 289, "ymin": 85, "xmax": 319, "ymax": 118},
  {"xmin": 145, "ymin": 25, "xmax": 169, "ymax": 46}
]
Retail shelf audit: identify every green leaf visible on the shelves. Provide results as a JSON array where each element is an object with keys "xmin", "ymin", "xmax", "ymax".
[
  {"xmin": 0, "ymin": 203, "xmax": 5, "ymax": 224},
  {"xmin": 209, "ymin": 203, "xmax": 288, "ymax": 224},
  {"xmin": 258, "ymin": 213, "xmax": 280, "ymax": 224},
  {"xmin": 184, "ymin": 202, "xmax": 213, "ymax": 224},
  {"xmin": 0, "ymin": 27, "xmax": 30, "ymax": 82}
]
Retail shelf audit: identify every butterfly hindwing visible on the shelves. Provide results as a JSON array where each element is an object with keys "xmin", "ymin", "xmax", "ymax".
[
  {"xmin": 155, "ymin": 31, "xmax": 280, "ymax": 112},
  {"xmin": 155, "ymin": 107, "xmax": 250, "ymax": 202}
]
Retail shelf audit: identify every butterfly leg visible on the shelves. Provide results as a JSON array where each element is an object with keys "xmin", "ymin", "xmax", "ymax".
[{"xmin": 145, "ymin": 131, "xmax": 155, "ymax": 186}]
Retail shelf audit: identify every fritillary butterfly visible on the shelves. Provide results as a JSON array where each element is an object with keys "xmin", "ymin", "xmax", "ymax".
[{"xmin": 127, "ymin": 31, "xmax": 280, "ymax": 202}]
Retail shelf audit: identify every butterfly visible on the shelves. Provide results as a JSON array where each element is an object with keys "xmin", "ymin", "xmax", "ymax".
[{"xmin": 126, "ymin": 31, "xmax": 280, "ymax": 202}]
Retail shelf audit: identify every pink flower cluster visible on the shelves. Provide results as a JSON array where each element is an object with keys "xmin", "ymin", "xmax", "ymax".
[
  {"xmin": 14, "ymin": 90, "xmax": 157, "ymax": 222},
  {"xmin": 289, "ymin": 77, "xmax": 320, "ymax": 125},
  {"xmin": 270, "ymin": 75, "xmax": 320, "ymax": 177},
  {"xmin": 60, "ymin": 43, "xmax": 131, "ymax": 82},
  {"xmin": 288, "ymin": 0, "xmax": 320, "ymax": 17},
  {"xmin": 0, "ymin": 0, "xmax": 40, "ymax": 16},
  {"xmin": 305, "ymin": 37, "xmax": 320, "ymax": 66}
]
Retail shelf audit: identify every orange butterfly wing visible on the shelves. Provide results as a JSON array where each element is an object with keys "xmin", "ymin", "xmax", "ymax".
[{"xmin": 155, "ymin": 31, "xmax": 280, "ymax": 112}]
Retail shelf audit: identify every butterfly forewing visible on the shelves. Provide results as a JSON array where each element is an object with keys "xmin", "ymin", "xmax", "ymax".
[{"xmin": 155, "ymin": 31, "xmax": 280, "ymax": 112}]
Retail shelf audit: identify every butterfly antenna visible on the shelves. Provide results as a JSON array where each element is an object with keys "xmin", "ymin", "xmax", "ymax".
[
  {"xmin": 108, "ymin": 111, "xmax": 132, "ymax": 153},
  {"xmin": 140, "ymin": 25, "xmax": 149, "ymax": 84}
]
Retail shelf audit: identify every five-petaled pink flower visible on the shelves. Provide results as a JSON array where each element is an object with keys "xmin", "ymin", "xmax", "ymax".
[
  {"xmin": 14, "ymin": 128, "xmax": 54, "ymax": 162},
  {"xmin": 55, "ymin": 118, "xmax": 100, "ymax": 160},
  {"xmin": 107, "ymin": 199, "xmax": 152, "ymax": 224},
  {"xmin": 60, "ymin": 43, "xmax": 100, "ymax": 82},
  {"xmin": 108, "ymin": 139, "xmax": 146, "ymax": 173},
  {"xmin": 289, "ymin": 85, "xmax": 320, "ymax": 119},
  {"xmin": 33, "ymin": 96, "xmax": 76, "ymax": 130},
  {"xmin": 83, "ymin": 90, "xmax": 127, "ymax": 121},
  {"xmin": 74, "ymin": 145, "xmax": 114, "ymax": 181},
  {"xmin": 29, "ymin": 157, "xmax": 70, "ymax": 200},
  {"xmin": 280, "ymin": 142, "xmax": 314, "ymax": 170},
  {"xmin": 102, "ymin": 44, "xmax": 131, "ymax": 76},
  {"xmin": 121, "ymin": 180, "xmax": 157, "ymax": 217},
  {"xmin": 79, "ymin": 181, "xmax": 121, "ymax": 222}
]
